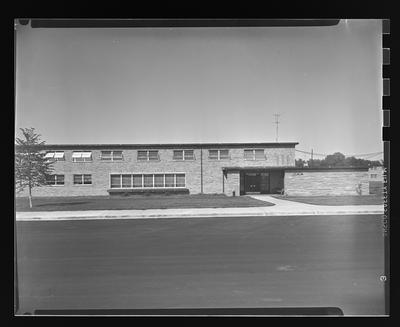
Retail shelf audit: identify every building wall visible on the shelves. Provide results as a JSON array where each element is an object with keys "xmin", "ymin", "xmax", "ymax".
[
  {"xmin": 202, "ymin": 147, "xmax": 295, "ymax": 194},
  {"xmin": 18, "ymin": 149, "xmax": 202, "ymax": 197},
  {"xmin": 284, "ymin": 171, "xmax": 369, "ymax": 196},
  {"xmin": 368, "ymin": 166, "xmax": 384, "ymax": 195},
  {"xmin": 17, "ymin": 146, "xmax": 295, "ymax": 197},
  {"xmin": 223, "ymin": 172, "xmax": 240, "ymax": 196}
]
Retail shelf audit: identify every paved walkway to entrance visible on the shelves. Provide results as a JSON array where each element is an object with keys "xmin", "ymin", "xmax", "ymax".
[
  {"xmin": 16, "ymin": 195, "xmax": 384, "ymax": 221},
  {"xmin": 248, "ymin": 194, "xmax": 384, "ymax": 213}
]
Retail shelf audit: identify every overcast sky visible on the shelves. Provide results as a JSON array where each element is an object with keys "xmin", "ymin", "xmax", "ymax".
[{"xmin": 15, "ymin": 19, "xmax": 383, "ymax": 160}]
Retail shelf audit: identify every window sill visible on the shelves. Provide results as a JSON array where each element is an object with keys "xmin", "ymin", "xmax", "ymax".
[
  {"xmin": 109, "ymin": 186, "xmax": 186, "ymax": 190},
  {"xmin": 137, "ymin": 160, "xmax": 161, "ymax": 162},
  {"xmin": 107, "ymin": 188, "xmax": 189, "ymax": 195}
]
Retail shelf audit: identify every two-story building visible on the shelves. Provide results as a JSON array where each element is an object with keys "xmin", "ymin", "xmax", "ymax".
[{"xmin": 16, "ymin": 142, "xmax": 298, "ymax": 197}]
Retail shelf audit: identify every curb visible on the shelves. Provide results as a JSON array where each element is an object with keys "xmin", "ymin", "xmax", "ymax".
[{"xmin": 16, "ymin": 210, "xmax": 384, "ymax": 221}]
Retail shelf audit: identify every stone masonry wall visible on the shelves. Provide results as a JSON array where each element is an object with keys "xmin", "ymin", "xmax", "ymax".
[
  {"xmin": 284, "ymin": 171, "xmax": 370, "ymax": 196},
  {"xmin": 223, "ymin": 172, "xmax": 240, "ymax": 196}
]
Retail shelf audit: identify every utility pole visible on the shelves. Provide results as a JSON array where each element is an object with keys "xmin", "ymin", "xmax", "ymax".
[
  {"xmin": 310, "ymin": 149, "xmax": 313, "ymax": 167},
  {"xmin": 274, "ymin": 114, "xmax": 280, "ymax": 142}
]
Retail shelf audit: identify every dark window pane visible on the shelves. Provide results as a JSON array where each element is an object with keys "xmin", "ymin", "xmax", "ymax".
[
  {"xmin": 148, "ymin": 151, "xmax": 159, "ymax": 161},
  {"xmin": 144, "ymin": 174, "xmax": 153, "ymax": 187},
  {"xmin": 154, "ymin": 174, "xmax": 164, "ymax": 187},
  {"xmin": 111, "ymin": 175, "xmax": 121, "ymax": 188},
  {"xmin": 209, "ymin": 150, "xmax": 218, "ymax": 159},
  {"xmin": 121, "ymin": 174, "xmax": 131, "ymax": 187},
  {"xmin": 101, "ymin": 151, "xmax": 112, "ymax": 159},
  {"xmin": 173, "ymin": 150, "xmax": 183, "ymax": 160},
  {"xmin": 56, "ymin": 175, "xmax": 64, "ymax": 185},
  {"xmin": 133, "ymin": 174, "xmax": 142, "ymax": 187},
  {"xmin": 84, "ymin": 174, "xmax": 92, "ymax": 185},
  {"xmin": 137, "ymin": 151, "xmax": 148, "ymax": 160},
  {"xmin": 74, "ymin": 175, "xmax": 82, "ymax": 184},
  {"xmin": 165, "ymin": 174, "xmax": 174, "ymax": 187},
  {"xmin": 113, "ymin": 151, "xmax": 123, "ymax": 160},
  {"xmin": 184, "ymin": 150, "xmax": 194, "ymax": 160},
  {"xmin": 176, "ymin": 174, "xmax": 185, "ymax": 187}
]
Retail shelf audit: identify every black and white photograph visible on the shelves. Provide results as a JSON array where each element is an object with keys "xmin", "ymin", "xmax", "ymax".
[{"xmin": 14, "ymin": 19, "xmax": 389, "ymax": 316}]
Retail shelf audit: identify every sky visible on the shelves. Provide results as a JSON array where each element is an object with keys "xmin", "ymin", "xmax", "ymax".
[{"xmin": 15, "ymin": 19, "xmax": 383, "ymax": 160}]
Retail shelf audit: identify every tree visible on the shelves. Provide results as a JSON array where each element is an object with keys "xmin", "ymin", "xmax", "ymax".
[
  {"xmin": 15, "ymin": 128, "xmax": 54, "ymax": 208},
  {"xmin": 322, "ymin": 152, "xmax": 346, "ymax": 167}
]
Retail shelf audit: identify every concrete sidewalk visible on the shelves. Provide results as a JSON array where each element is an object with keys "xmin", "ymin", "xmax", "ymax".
[{"xmin": 15, "ymin": 195, "xmax": 384, "ymax": 221}]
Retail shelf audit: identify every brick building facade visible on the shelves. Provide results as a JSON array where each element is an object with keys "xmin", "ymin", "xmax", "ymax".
[{"xmin": 16, "ymin": 142, "xmax": 298, "ymax": 197}]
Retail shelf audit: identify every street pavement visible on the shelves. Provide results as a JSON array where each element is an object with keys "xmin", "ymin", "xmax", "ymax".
[
  {"xmin": 15, "ymin": 214, "xmax": 386, "ymax": 316},
  {"xmin": 15, "ymin": 195, "xmax": 384, "ymax": 221}
]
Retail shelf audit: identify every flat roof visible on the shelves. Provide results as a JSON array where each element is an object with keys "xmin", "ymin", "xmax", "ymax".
[
  {"xmin": 222, "ymin": 166, "xmax": 369, "ymax": 172},
  {"xmin": 30, "ymin": 142, "xmax": 299, "ymax": 150}
]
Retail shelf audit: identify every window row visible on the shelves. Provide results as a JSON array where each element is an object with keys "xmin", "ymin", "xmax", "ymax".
[
  {"xmin": 45, "ymin": 149, "xmax": 267, "ymax": 162},
  {"xmin": 110, "ymin": 173, "xmax": 186, "ymax": 189},
  {"xmin": 45, "ymin": 174, "xmax": 92, "ymax": 185}
]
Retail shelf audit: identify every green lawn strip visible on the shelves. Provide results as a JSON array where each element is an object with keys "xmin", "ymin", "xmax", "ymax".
[
  {"xmin": 272, "ymin": 195, "xmax": 383, "ymax": 206},
  {"xmin": 15, "ymin": 194, "xmax": 275, "ymax": 212}
]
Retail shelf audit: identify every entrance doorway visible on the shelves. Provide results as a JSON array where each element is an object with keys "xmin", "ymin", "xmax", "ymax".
[
  {"xmin": 244, "ymin": 173, "xmax": 260, "ymax": 193},
  {"xmin": 240, "ymin": 170, "xmax": 283, "ymax": 195}
]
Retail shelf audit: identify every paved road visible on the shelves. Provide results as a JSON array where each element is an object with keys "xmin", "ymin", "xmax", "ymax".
[{"xmin": 15, "ymin": 215, "xmax": 386, "ymax": 315}]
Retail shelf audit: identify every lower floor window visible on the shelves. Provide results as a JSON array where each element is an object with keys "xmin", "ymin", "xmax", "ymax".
[
  {"xmin": 110, "ymin": 173, "xmax": 186, "ymax": 188},
  {"xmin": 73, "ymin": 174, "xmax": 92, "ymax": 185},
  {"xmin": 144, "ymin": 174, "xmax": 153, "ymax": 187},
  {"xmin": 46, "ymin": 174, "xmax": 64, "ymax": 186}
]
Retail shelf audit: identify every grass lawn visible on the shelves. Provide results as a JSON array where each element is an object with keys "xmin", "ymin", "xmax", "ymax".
[
  {"xmin": 272, "ymin": 195, "xmax": 383, "ymax": 206},
  {"xmin": 15, "ymin": 194, "xmax": 275, "ymax": 212}
]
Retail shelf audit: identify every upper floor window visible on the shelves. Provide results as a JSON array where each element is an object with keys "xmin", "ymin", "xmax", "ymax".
[
  {"xmin": 137, "ymin": 150, "xmax": 159, "ymax": 161},
  {"xmin": 101, "ymin": 150, "xmax": 123, "ymax": 161},
  {"xmin": 244, "ymin": 149, "xmax": 265, "ymax": 160},
  {"xmin": 46, "ymin": 174, "xmax": 64, "ymax": 186},
  {"xmin": 208, "ymin": 149, "xmax": 230, "ymax": 160},
  {"xmin": 72, "ymin": 151, "xmax": 92, "ymax": 162},
  {"xmin": 173, "ymin": 150, "xmax": 195, "ymax": 160},
  {"xmin": 370, "ymin": 174, "xmax": 378, "ymax": 178},
  {"xmin": 44, "ymin": 151, "xmax": 65, "ymax": 161}
]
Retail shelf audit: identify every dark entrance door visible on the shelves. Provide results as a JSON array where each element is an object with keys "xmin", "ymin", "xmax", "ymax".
[
  {"xmin": 244, "ymin": 173, "xmax": 260, "ymax": 193},
  {"xmin": 260, "ymin": 172, "xmax": 270, "ymax": 194}
]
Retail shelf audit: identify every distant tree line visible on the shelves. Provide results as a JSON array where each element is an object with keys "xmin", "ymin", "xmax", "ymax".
[{"xmin": 295, "ymin": 152, "xmax": 383, "ymax": 168}]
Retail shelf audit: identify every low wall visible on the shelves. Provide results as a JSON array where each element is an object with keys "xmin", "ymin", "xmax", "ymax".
[{"xmin": 284, "ymin": 171, "xmax": 369, "ymax": 196}]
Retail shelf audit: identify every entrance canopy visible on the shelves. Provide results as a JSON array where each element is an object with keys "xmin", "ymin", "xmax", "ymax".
[
  {"xmin": 222, "ymin": 167, "xmax": 286, "ymax": 195},
  {"xmin": 222, "ymin": 166, "xmax": 291, "ymax": 173}
]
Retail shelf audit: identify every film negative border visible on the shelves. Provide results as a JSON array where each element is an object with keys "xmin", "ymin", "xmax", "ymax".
[
  {"xmin": 381, "ymin": 18, "xmax": 390, "ymax": 317},
  {"xmin": 382, "ymin": 19, "xmax": 391, "ymax": 125}
]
